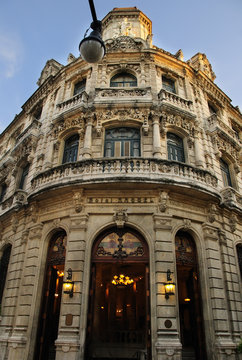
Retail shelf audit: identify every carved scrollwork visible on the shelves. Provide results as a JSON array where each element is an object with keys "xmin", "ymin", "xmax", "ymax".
[{"xmin": 106, "ymin": 36, "xmax": 144, "ymax": 52}]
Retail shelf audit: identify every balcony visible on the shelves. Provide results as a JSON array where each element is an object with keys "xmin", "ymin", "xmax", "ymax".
[
  {"xmin": 94, "ymin": 87, "xmax": 152, "ymax": 105},
  {"xmin": 207, "ymin": 114, "xmax": 241, "ymax": 147},
  {"xmin": 54, "ymin": 91, "xmax": 88, "ymax": 118},
  {"xmin": 31, "ymin": 158, "xmax": 218, "ymax": 196},
  {"xmin": 158, "ymin": 89, "xmax": 194, "ymax": 118}
]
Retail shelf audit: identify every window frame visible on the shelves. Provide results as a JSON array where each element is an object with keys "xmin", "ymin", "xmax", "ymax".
[
  {"xmin": 0, "ymin": 183, "xmax": 7, "ymax": 203},
  {"xmin": 104, "ymin": 127, "xmax": 141, "ymax": 158},
  {"xmin": 110, "ymin": 73, "xmax": 137, "ymax": 88},
  {"xmin": 220, "ymin": 158, "xmax": 232, "ymax": 187},
  {"xmin": 73, "ymin": 79, "xmax": 86, "ymax": 96},
  {"xmin": 62, "ymin": 134, "xmax": 79, "ymax": 164},
  {"xmin": 167, "ymin": 132, "xmax": 185, "ymax": 162},
  {"xmin": 162, "ymin": 75, "xmax": 176, "ymax": 94},
  {"xmin": 19, "ymin": 163, "xmax": 30, "ymax": 190}
]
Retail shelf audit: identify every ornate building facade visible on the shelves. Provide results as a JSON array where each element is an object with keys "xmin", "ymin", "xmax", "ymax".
[{"xmin": 0, "ymin": 7, "xmax": 241, "ymax": 360}]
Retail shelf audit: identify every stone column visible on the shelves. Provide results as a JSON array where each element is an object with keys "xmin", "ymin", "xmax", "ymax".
[
  {"xmin": 152, "ymin": 116, "xmax": 162, "ymax": 159},
  {"xmin": 153, "ymin": 214, "xmax": 182, "ymax": 360},
  {"xmin": 202, "ymin": 223, "xmax": 237, "ymax": 360},
  {"xmin": 81, "ymin": 119, "xmax": 93, "ymax": 159},
  {"xmin": 7, "ymin": 223, "xmax": 44, "ymax": 360},
  {"xmin": 194, "ymin": 129, "xmax": 204, "ymax": 168},
  {"xmin": 55, "ymin": 213, "xmax": 89, "ymax": 360}
]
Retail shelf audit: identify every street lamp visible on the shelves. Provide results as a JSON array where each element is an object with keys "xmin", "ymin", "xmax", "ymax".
[{"xmin": 79, "ymin": 0, "xmax": 106, "ymax": 63}]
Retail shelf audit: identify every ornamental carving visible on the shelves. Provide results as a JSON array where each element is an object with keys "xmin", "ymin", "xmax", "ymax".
[
  {"xmin": 106, "ymin": 63, "xmax": 141, "ymax": 75},
  {"xmin": 207, "ymin": 203, "xmax": 217, "ymax": 223},
  {"xmin": 11, "ymin": 135, "xmax": 38, "ymax": 162},
  {"xmin": 96, "ymin": 108, "xmax": 149, "ymax": 123},
  {"xmin": 113, "ymin": 208, "xmax": 128, "ymax": 228},
  {"xmin": 52, "ymin": 117, "xmax": 85, "ymax": 139},
  {"xmin": 106, "ymin": 36, "xmax": 144, "ymax": 52},
  {"xmin": 213, "ymin": 135, "xmax": 239, "ymax": 162},
  {"xmin": 161, "ymin": 112, "xmax": 195, "ymax": 137},
  {"xmin": 159, "ymin": 191, "xmax": 169, "ymax": 213},
  {"xmin": 97, "ymin": 88, "xmax": 150, "ymax": 98},
  {"xmin": 73, "ymin": 190, "xmax": 84, "ymax": 213},
  {"xmin": 229, "ymin": 214, "xmax": 237, "ymax": 233}
]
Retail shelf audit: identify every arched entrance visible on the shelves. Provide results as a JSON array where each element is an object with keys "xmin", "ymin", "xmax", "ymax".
[
  {"xmin": 175, "ymin": 231, "xmax": 207, "ymax": 360},
  {"xmin": 34, "ymin": 231, "xmax": 67, "ymax": 360},
  {"xmin": 85, "ymin": 227, "xmax": 150, "ymax": 360}
]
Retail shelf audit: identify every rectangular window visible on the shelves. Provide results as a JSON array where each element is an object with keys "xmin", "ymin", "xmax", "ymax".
[
  {"xmin": 0, "ymin": 184, "xmax": 7, "ymax": 202},
  {"xmin": 220, "ymin": 159, "xmax": 232, "ymax": 187},
  {"xmin": 162, "ymin": 76, "xmax": 176, "ymax": 94},
  {"xmin": 19, "ymin": 164, "xmax": 30, "ymax": 190}
]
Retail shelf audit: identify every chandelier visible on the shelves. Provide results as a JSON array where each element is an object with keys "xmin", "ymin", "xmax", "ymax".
[{"xmin": 112, "ymin": 274, "xmax": 134, "ymax": 286}]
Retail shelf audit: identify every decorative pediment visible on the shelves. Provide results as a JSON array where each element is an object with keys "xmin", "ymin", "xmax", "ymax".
[
  {"xmin": 105, "ymin": 36, "xmax": 145, "ymax": 52},
  {"xmin": 37, "ymin": 59, "xmax": 63, "ymax": 86},
  {"xmin": 160, "ymin": 112, "xmax": 195, "ymax": 137},
  {"xmin": 52, "ymin": 116, "xmax": 85, "ymax": 139}
]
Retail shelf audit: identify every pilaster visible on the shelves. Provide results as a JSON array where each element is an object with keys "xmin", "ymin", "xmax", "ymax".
[
  {"xmin": 55, "ymin": 214, "xmax": 89, "ymax": 360},
  {"xmin": 202, "ymin": 223, "xmax": 237, "ymax": 359},
  {"xmin": 153, "ymin": 214, "xmax": 182, "ymax": 360}
]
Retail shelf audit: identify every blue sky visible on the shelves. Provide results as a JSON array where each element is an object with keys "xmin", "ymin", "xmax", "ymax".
[{"xmin": 0, "ymin": 0, "xmax": 242, "ymax": 133}]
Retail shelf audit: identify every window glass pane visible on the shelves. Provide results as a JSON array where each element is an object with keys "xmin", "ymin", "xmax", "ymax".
[
  {"xmin": 0, "ymin": 245, "xmax": 12, "ymax": 306},
  {"xmin": 162, "ymin": 76, "xmax": 176, "ymax": 93},
  {"xmin": 19, "ymin": 164, "xmax": 30, "ymax": 190},
  {"xmin": 236, "ymin": 244, "xmax": 242, "ymax": 278},
  {"xmin": 220, "ymin": 159, "xmax": 232, "ymax": 187},
  {"xmin": 105, "ymin": 128, "xmax": 140, "ymax": 158},
  {"xmin": 0, "ymin": 184, "xmax": 7, "ymax": 202},
  {"xmin": 167, "ymin": 133, "xmax": 185, "ymax": 162},
  {"xmin": 110, "ymin": 73, "xmax": 137, "ymax": 87},
  {"xmin": 63, "ymin": 134, "xmax": 79, "ymax": 163},
  {"xmin": 73, "ymin": 80, "xmax": 86, "ymax": 95}
]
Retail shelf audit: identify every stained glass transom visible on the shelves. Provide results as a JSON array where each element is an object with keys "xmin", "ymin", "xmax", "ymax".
[{"xmin": 95, "ymin": 232, "xmax": 146, "ymax": 261}]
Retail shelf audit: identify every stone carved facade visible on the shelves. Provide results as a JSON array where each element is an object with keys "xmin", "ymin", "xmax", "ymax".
[{"xmin": 0, "ymin": 7, "xmax": 241, "ymax": 360}]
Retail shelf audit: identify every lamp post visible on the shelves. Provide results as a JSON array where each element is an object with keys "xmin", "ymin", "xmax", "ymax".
[{"xmin": 79, "ymin": 0, "xmax": 106, "ymax": 63}]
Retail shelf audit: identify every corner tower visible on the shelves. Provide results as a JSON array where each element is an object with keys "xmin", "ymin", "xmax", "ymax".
[{"xmin": 102, "ymin": 7, "xmax": 152, "ymax": 43}]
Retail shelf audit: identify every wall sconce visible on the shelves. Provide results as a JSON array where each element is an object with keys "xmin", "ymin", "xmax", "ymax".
[
  {"xmin": 164, "ymin": 269, "xmax": 175, "ymax": 299},
  {"xmin": 63, "ymin": 268, "xmax": 74, "ymax": 297}
]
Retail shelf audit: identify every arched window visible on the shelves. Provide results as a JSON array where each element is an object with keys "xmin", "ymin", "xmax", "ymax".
[
  {"xmin": 0, "ymin": 245, "xmax": 12, "ymax": 310},
  {"xmin": 62, "ymin": 134, "xmax": 79, "ymax": 163},
  {"xmin": 110, "ymin": 73, "xmax": 137, "ymax": 87},
  {"xmin": 162, "ymin": 76, "xmax": 176, "ymax": 93},
  {"xmin": 73, "ymin": 79, "xmax": 86, "ymax": 95},
  {"xmin": 167, "ymin": 132, "xmax": 185, "ymax": 162},
  {"xmin": 236, "ymin": 244, "xmax": 242, "ymax": 279},
  {"xmin": 19, "ymin": 163, "xmax": 30, "ymax": 190},
  {"xmin": 104, "ymin": 128, "xmax": 140, "ymax": 157},
  {"xmin": 35, "ymin": 231, "xmax": 66, "ymax": 360},
  {"xmin": 220, "ymin": 159, "xmax": 232, "ymax": 187}
]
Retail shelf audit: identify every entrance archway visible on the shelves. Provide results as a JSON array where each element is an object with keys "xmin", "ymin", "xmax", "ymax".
[
  {"xmin": 85, "ymin": 227, "xmax": 150, "ymax": 360},
  {"xmin": 34, "ymin": 231, "xmax": 67, "ymax": 360},
  {"xmin": 175, "ymin": 231, "xmax": 207, "ymax": 360}
]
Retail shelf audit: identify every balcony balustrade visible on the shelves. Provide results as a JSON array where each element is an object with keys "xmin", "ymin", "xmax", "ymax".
[
  {"xmin": 94, "ymin": 87, "xmax": 152, "ymax": 104},
  {"xmin": 55, "ymin": 91, "xmax": 88, "ymax": 117},
  {"xmin": 31, "ymin": 158, "xmax": 218, "ymax": 195},
  {"xmin": 158, "ymin": 89, "xmax": 194, "ymax": 116},
  {"xmin": 207, "ymin": 114, "xmax": 241, "ymax": 145}
]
